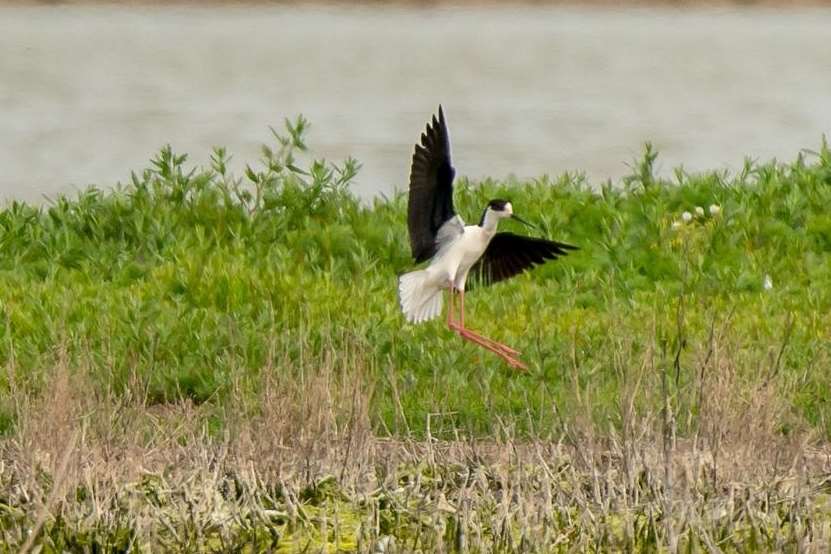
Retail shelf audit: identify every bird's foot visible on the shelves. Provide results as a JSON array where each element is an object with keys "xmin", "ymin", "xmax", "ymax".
[
  {"xmin": 501, "ymin": 354, "xmax": 528, "ymax": 371},
  {"xmin": 450, "ymin": 324, "xmax": 527, "ymax": 370},
  {"xmin": 450, "ymin": 324, "xmax": 522, "ymax": 356},
  {"xmin": 484, "ymin": 344, "xmax": 527, "ymax": 370}
]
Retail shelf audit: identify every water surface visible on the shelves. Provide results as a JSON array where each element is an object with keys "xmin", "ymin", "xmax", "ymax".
[{"xmin": 2, "ymin": 5, "xmax": 830, "ymax": 201}]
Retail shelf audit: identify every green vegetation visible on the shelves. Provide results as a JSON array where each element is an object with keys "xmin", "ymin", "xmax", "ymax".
[
  {"xmin": 1, "ymin": 119, "xmax": 831, "ymax": 551},
  {"xmin": 2, "ymin": 119, "xmax": 830, "ymax": 436}
]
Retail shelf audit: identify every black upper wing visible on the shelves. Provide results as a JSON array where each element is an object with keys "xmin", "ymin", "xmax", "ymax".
[
  {"xmin": 470, "ymin": 232, "xmax": 578, "ymax": 287},
  {"xmin": 408, "ymin": 106, "xmax": 457, "ymax": 263}
]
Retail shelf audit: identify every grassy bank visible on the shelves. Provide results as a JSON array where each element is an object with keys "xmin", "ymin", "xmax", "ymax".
[
  {"xmin": 1, "ymin": 119, "xmax": 831, "ymax": 550},
  {"xmin": 2, "ymin": 118, "xmax": 831, "ymax": 436}
]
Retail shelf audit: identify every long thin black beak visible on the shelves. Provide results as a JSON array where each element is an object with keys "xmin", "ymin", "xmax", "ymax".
[{"xmin": 511, "ymin": 214, "xmax": 538, "ymax": 230}]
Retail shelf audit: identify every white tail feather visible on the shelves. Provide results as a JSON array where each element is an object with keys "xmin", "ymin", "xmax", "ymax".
[{"xmin": 398, "ymin": 270, "xmax": 443, "ymax": 324}]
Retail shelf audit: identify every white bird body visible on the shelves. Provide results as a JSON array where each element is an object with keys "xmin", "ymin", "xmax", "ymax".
[
  {"xmin": 442, "ymin": 224, "xmax": 494, "ymax": 290},
  {"xmin": 398, "ymin": 208, "xmax": 508, "ymax": 323}
]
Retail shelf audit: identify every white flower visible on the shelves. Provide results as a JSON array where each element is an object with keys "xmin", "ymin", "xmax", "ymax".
[
  {"xmin": 695, "ymin": 206, "xmax": 705, "ymax": 218},
  {"xmin": 671, "ymin": 220, "xmax": 683, "ymax": 230},
  {"xmin": 763, "ymin": 274, "xmax": 773, "ymax": 290},
  {"xmin": 709, "ymin": 204, "xmax": 721, "ymax": 216},
  {"xmin": 681, "ymin": 211, "xmax": 693, "ymax": 223}
]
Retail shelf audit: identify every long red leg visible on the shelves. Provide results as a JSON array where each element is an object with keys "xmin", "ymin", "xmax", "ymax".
[
  {"xmin": 459, "ymin": 288, "xmax": 464, "ymax": 327},
  {"xmin": 447, "ymin": 283, "xmax": 455, "ymax": 327},
  {"xmin": 456, "ymin": 327, "xmax": 527, "ymax": 370},
  {"xmin": 448, "ymin": 288, "xmax": 526, "ymax": 370},
  {"xmin": 458, "ymin": 290, "xmax": 522, "ymax": 357},
  {"xmin": 460, "ymin": 330, "xmax": 522, "ymax": 357}
]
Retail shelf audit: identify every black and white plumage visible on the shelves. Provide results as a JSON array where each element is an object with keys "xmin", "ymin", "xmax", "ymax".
[
  {"xmin": 470, "ymin": 231, "xmax": 577, "ymax": 288},
  {"xmin": 407, "ymin": 107, "xmax": 457, "ymax": 264},
  {"xmin": 398, "ymin": 107, "xmax": 577, "ymax": 368}
]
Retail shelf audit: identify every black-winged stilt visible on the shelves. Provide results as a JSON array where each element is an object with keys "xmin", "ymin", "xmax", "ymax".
[{"xmin": 398, "ymin": 106, "xmax": 577, "ymax": 369}]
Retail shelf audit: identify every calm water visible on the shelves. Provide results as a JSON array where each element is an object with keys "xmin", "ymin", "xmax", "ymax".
[{"xmin": 2, "ymin": 5, "xmax": 830, "ymax": 202}]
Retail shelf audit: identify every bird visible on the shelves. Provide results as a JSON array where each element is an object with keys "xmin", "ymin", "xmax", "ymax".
[{"xmin": 398, "ymin": 106, "xmax": 578, "ymax": 369}]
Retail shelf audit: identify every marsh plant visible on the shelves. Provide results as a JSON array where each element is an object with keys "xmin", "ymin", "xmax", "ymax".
[{"xmin": 1, "ymin": 119, "xmax": 830, "ymax": 551}]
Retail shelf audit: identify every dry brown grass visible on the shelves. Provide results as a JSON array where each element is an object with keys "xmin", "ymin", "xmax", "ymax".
[{"xmin": 1, "ymin": 331, "xmax": 830, "ymax": 552}]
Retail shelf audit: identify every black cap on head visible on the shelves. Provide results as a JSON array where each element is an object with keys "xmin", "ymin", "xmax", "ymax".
[{"xmin": 487, "ymin": 199, "xmax": 510, "ymax": 211}]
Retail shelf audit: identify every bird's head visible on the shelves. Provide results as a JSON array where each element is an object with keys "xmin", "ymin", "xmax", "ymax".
[{"xmin": 481, "ymin": 198, "xmax": 536, "ymax": 229}]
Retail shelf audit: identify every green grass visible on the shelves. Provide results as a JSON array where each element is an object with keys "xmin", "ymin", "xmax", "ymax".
[{"xmin": 1, "ymin": 118, "xmax": 831, "ymax": 439}]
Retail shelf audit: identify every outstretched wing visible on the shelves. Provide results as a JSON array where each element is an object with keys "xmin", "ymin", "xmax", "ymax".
[
  {"xmin": 408, "ymin": 106, "xmax": 458, "ymax": 263},
  {"xmin": 470, "ymin": 232, "xmax": 578, "ymax": 287}
]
